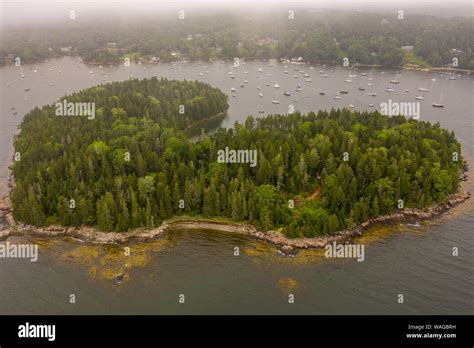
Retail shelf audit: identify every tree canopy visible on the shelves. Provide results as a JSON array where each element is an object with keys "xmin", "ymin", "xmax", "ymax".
[
  {"xmin": 12, "ymin": 78, "xmax": 463, "ymax": 238},
  {"xmin": 1, "ymin": 10, "xmax": 472, "ymax": 68}
]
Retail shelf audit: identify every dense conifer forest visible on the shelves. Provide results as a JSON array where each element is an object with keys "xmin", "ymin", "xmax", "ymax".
[{"xmin": 11, "ymin": 78, "xmax": 463, "ymax": 237}]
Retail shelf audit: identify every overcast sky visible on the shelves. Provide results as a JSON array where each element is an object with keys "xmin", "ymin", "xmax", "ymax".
[{"xmin": 0, "ymin": 0, "xmax": 472, "ymax": 26}]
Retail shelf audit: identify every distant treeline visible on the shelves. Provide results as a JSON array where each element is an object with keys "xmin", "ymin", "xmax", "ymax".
[
  {"xmin": 1, "ymin": 10, "xmax": 473, "ymax": 68},
  {"xmin": 12, "ymin": 78, "xmax": 463, "ymax": 237}
]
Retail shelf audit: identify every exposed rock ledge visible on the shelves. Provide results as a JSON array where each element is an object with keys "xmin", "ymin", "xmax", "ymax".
[{"xmin": 0, "ymin": 190, "xmax": 470, "ymax": 255}]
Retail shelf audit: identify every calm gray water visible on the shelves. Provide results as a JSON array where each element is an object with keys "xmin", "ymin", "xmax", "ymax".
[{"xmin": 0, "ymin": 58, "xmax": 473, "ymax": 314}]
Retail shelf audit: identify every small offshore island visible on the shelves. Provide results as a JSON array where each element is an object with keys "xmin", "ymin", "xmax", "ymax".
[{"xmin": 0, "ymin": 78, "xmax": 470, "ymax": 253}]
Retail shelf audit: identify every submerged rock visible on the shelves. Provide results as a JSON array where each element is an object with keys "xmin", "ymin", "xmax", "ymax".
[{"xmin": 115, "ymin": 272, "xmax": 125, "ymax": 284}]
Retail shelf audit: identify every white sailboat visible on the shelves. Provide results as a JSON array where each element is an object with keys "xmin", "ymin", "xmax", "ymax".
[
  {"xmin": 390, "ymin": 71, "xmax": 400, "ymax": 84},
  {"xmin": 432, "ymin": 92, "xmax": 444, "ymax": 107},
  {"xmin": 415, "ymin": 95, "xmax": 424, "ymax": 100},
  {"xmin": 418, "ymin": 80, "xmax": 430, "ymax": 92}
]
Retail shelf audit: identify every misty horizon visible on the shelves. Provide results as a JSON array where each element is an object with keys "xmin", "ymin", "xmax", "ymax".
[{"xmin": 1, "ymin": 0, "xmax": 473, "ymax": 28}]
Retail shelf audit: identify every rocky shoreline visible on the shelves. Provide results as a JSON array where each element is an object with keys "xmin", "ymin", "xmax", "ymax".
[
  {"xmin": 0, "ymin": 187, "xmax": 470, "ymax": 256},
  {"xmin": 0, "ymin": 156, "xmax": 471, "ymax": 254}
]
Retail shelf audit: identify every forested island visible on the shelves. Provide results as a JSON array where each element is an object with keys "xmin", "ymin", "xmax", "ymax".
[
  {"xmin": 10, "ymin": 78, "xmax": 465, "ymax": 238},
  {"xmin": 1, "ymin": 9, "xmax": 473, "ymax": 69}
]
